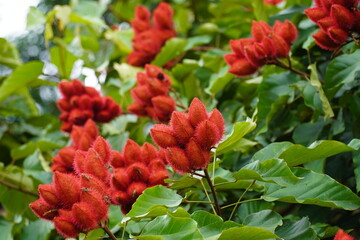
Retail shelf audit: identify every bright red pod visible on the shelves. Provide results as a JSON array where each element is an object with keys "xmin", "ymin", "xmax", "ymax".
[
  {"xmin": 72, "ymin": 79, "xmax": 85, "ymax": 96},
  {"xmin": 186, "ymin": 138, "xmax": 211, "ymax": 170},
  {"xmin": 272, "ymin": 34, "xmax": 291, "ymax": 58},
  {"xmin": 84, "ymin": 86, "xmax": 100, "ymax": 97},
  {"xmin": 92, "ymin": 96, "xmax": 104, "ymax": 111},
  {"xmin": 188, "ymin": 98, "xmax": 208, "ymax": 127},
  {"xmin": 238, "ymin": 38, "xmax": 255, "ymax": 56},
  {"xmin": 57, "ymin": 146, "xmax": 76, "ymax": 167},
  {"xmin": 152, "ymin": 95, "xmax": 176, "ymax": 117},
  {"xmin": 77, "ymin": 95, "xmax": 93, "ymax": 110},
  {"xmin": 111, "ymin": 168, "xmax": 131, "ymax": 191},
  {"xmin": 327, "ymin": 26, "xmax": 348, "ymax": 44},
  {"xmin": 229, "ymin": 39, "xmax": 245, "ymax": 57},
  {"xmin": 57, "ymin": 99, "xmax": 71, "ymax": 112},
  {"xmin": 147, "ymin": 77, "xmax": 170, "ymax": 96},
  {"xmin": 38, "ymin": 184, "xmax": 59, "ymax": 207},
  {"xmin": 273, "ymin": 20, "xmax": 298, "ymax": 44},
  {"xmin": 126, "ymin": 162, "xmax": 151, "ymax": 182},
  {"xmin": 148, "ymin": 169, "xmax": 169, "ymax": 186},
  {"xmin": 61, "ymin": 122, "xmax": 73, "ymax": 133},
  {"xmin": 111, "ymin": 190, "xmax": 130, "ymax": 205},
  {"xmin": 317, "ymin": 16, "xmax": 336, "ymax": 32},
  {"xmin": 141, "ymin": 143, "xmax": 158, "ymax": 163},
  {"xmin": 208, "ymin": 109, "xmax": 225, "ymax": 138},
  {"xmin": 228, "ymin": 58, "xmax": 258, "ymax": 77},
  {"xmin": 128, "ymin": 102, "xmax": 148, "ymax": 116},
  {"xmin": 253, "ymin": 43, "xmax": 267, "ymax": 59},
  {"xmin": 80, "ymin": 188, "xmax": 108, "ymax": 221},
  {"xmin": 224, "ymin": 54, "xmax": 240, "ymax": 65},
  {"xmin": 95, "ymin": 110, "xmax": 112, "ymax": 123},
  {"xmin": 80, "ymin": 173, "xmax": 109, "ymax": 197},
  {"xmin": 331, "ymin": 0, "xmax": 354, "ymax": 8},
  {"xmin": 135, "ymin": 5, "xmax": 151, "ymax": 21},
  {"xmin": 334, "ymin": 229, "xmax": 354, "ymax": 240},
  {"xmin": 260, "ymin": 37, "xmax": 276, "ymax": 58},
  {"xmin": 194, "ymin": 120, "xmax": 221, "ymax": 150},
  {"xmin": 131, "ymin": 18, "xmax": 152, "ymax": 34},
  {"xmin": 29, "ymin": 199, "xmax": 58, "ymax": 220},
  {"xmin": 170, "ymin": 112, "xmax": 194, "ymax": 145},
  {"xmin": 313, "ymin": 30, "xmax": 340, "ymax": 50},
  {"xmin": 317, "ymin": 0, "xmax": 332, "ymax": 11},
  {"xmin": 71, "ymin": 202, "xmax": 98, "ymax": 231},
  {"xmin": 304, "ymin": 8, "xmax": 328, "ymax": 23},
  {"xmin": 165, "ymin": 147, "xmax": 191, "ymax": 174},
  {"xmin": 244, "ymin": 45, "xmax": 266, "ymax": 68},
  {"xmin": 53, "ymin": 172, "xmax": 81, "ymax": 208},
  {"xmin": 59, "ymin": 81, "xmax": 74, "ymax": 98},
  {"xmin": 69, "ymin": 108, "xmax": 90, "ymax": 125},
  {"xmin": 148, "ymin": 158, "xmax": 166, "ymax": 171},
  {"xmin": 153, "ymin": 2, "xmax": 175, "ymax": 30},
  {"xmin": 110, "ymin": 150, "xmax": 125, "ymax": 168},
  {"xmin": 127, "ymin": 182, "xmax": 147, "ymax": 199},
  {"xmin": 92, "ymin": 136, "xmax": 112, "ymax": 164},
  {"xmin": 123, "ymin": 139, "xmax": 143, "ymax": 165},
  {"xmin": 53, "ymin": 214, "xmax": 79, "ymax": 238},
  {"xmin": 51, "ymin": 162, "xmax": 69, "ymax": 173},
  {"xmin": 251, "ymin": 21, "xmax": 271, "ymax": 42},
  {"xmin": 73, "ymin": 150, "xmax": 88, "ymax": 174},
  {"xmin": 131, "ymin": 86, "xmax": 153, "ymax": 104},
  {"xmin": 330, "ymin": 4, "xmax": 355, "ymax": 30},
  {"xmin": 150, "ymin": 124, "xmax": 178, "ymax": 148},
  {"xmin": 83, "ymin": 148, "xmax": 110, "ymax": 182}
]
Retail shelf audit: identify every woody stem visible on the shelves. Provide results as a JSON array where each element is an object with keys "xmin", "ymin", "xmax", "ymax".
[
  {"xmin": 101, "ymin": 223, "xmax": 118, "ymax": 240},
  {"xmin": 0, "ymin": 179, "xmax": 38, "ymax": 197},
  {"xmin": 204, "ymin": 169, "xmax": 222, "ymax": 217},
  {"xmin": 271, "ymin": 59, "xmax": 310, "ymax": 79},
  {"xmin": 170, "ymin": 88, "xmax": 188, "ymax": 111}
]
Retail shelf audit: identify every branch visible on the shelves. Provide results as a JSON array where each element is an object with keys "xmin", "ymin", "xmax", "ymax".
[
  {"xmin": 270, "ymin": 59, "xmax": 310, "ymax": 79},
  {"xmin": 204, "ymin": 169, "xmax": 222, "ymax": 217},
  {"xmin": 0, "ymin": 179, "xmax": 38, "ymax": 197},
  {"xmin": 101, "ymin": 223, "xmax": 118, "ymax": 240}
]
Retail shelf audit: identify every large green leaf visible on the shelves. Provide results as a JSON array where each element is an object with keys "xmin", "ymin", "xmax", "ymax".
[
  {"xmin": 218, "ymin": 226, "xmax": 278, "ymax": 240},
  {"xmin": 19, "ymin": 220, "xmax": 53, "ymax": 240},
  {"xmin": 353, "ymin": 148, "xmax": 360, "ymax": 192},
  {"xmin": 135, "ymin": 214, "xmax": 203, "ymax": 240},
  {"xmin": 237, "ymin": 201, "xmax": 274, "ymax": 222},
  {"xmin": 243, "ymin": 210, "xmax": 282, "ymax": 232},
  {"xmin": 275, "ymin": 218, "xmax": 319, "ymax": 240},
  {"xmin": 124, "ymin": 185, "xmax": 183, "ymax": 220},
  {"xmin": 279, "ymin": 139, "xmax": 360, "ymax": 167},
  {"xmin": 233, "ymin": 159, "xmax": 299, "ymax": 186},
  {"xmin": 206, "ymin": 66, "xmax": 233, "ymax": 96},
  {"xmin": 26, "ymin": 6, "xmax": 46, "ymax": 30},
  {"xmin": 0, "ymin": 61, "xmax": 43, "ymax": 102},
  {"xmin": 251, "ymin": 142, "xmax": 293, "ymax": 162},
  {"xmin": 325, "ymin": 49, "xmax": 360, "ymax": 97},
  {"xmin": 50, "ymin": 46, "xmax": 77, "ymax": 79},
  {"xmin": 11, "ymin": 140, "xmax": 63, "ymax": 160},
  {"xmin": 217, "ymin": 120, "xmax": 256, "ymax": 155},
  {"xmin": 191, "ymin": 211, "xmax": 240, "ymax": 240},
  {"xmin": 263, "ymin": 168, "xmax": 360, "ymax": 210},
  {"xmin": 151, "ymin": 38, "xmax": 188, "ymax": 67},
  {"xmin": 0, "ymin": 38, "xmax": 22, "ymax": 68},
  {"xmin": 0, "ymin": 217, "xmax": 13, "ymax": 240}
]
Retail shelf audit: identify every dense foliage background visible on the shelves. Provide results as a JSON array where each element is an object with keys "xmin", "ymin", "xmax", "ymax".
[{"xmin": 0, "ymin": 0, "xmax": 360, "ymax": 239}]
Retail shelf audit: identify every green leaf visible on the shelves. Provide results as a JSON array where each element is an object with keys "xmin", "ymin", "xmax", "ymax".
[
  {"xmin": 124, "ymin": 185, "xmax": 183, "ymax": 221},
  {"xmin": 185, "ymin": 36, "xmax": 213, "ymax": 51},
  {"xmin": 27, "ymin": 6, "xmax": 46, "ymax": 30},
  {"xmin": 191, "ymin": 211, "xmax": 240, "ymax": 240},
  {"xmin": 0, "ymin": 217, "xmax": 13, "ymax": 240},
  {"xmin": 353, "ymin": 148, "xmax": 360, "ymax": 192},
  {"xmin": 252, "ymin": 0, "xmax": 267, "ymax": 21},
  {"xmin": 0, "ymin": 38, "xmax": 22, "ymax": 68},
  {"xmin": 233, "ymin": 159, "xmax": 299, "ymax": 186},
  {"xmin": 243, "ymin": 210, "xmax": 282, "ymax": 232},
  {"xmin": 151, "ymin": 38, "xmax": 188, "ymax": 67},
  {"xmin": 105, "ymin": 29, "xmax": 133, "ymax": 55},
  {"xmin": 206, "ymin": 66, "xmax": 233, "ymax": 96},
  {"xmin": 279, "ymin": 139, "xmax": 360, "ymax": 167},
  {"xmin": 217, "ymin": 120, "xmax": 256, "ymax": 155},
  {"xmin": 0, "ymin": 61, "xmax": 43, "ymax": 102},
  {"xmin": 11, "ymin": 140, "xmax": 63, "ymax": 160},
  {"xmin": 237, "ymin": 201, "xmax": 274, "ymax": 222},
  {"xmin": 19, "ymin": 219, "xmax": 53, "ymax": 240},
  {"xmin": 218, "ymin": 226, "xmax": 278, "ymax": 240},
  {"xmin": 50, "ymin": 46, "xmax": 77, "ymax": 79},
  {"xmin": 275, "ymin": 218, "xmax": 319, "ymax": 240},
  {"xmin": 135, "ymin": 214, "xmax": 203, "ymax": 240},
  {"xmin": 263, "ymin": 168, "xmax": 360, "ymax": 210},
  {"xmin": 308, "ymin": 64, "xmax": 334, "ymax": 118},
  {"xmin": 325, "ymin": 49, "xmax": 360, "ymax": 97},
  {"xmin": 251, "ymin": 142, "xmax": 293, "ymax": 162}
]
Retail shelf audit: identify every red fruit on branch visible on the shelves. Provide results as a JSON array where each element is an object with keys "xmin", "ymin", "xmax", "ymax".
[
  {"xmin": 330, "ymin": 4, "xmax": 355, "ymax": 29},
  {"xmin": 150, "ymin": 124, "xmax": 178, "ymax": 148},
  {"xmin": 29, "ymin": 199, "xmax": 58, "ymax": 220},
  {"xmin": 53, "ymin": 172, "xmax": 81, "ymax": 208},
  {"xmin": 188, "ymin": 98, "xmax": 208, "ymax": 127},
  {"xmin": 53, "ymin": 214, "xmax": 79, "ymax": 238},
  {"xmin": 165, "ymin": 147, "xmax": 191, "ymax": 173},
  {"xmin": 38, "ymin": 184, "xmax": 59, "ymax": 207},
  {"xmin": 334, "ymin": 229, "xmax": 354, "ymax": 240},
  {"xmin": 170, "ymin": 112, "xmax": 194, "ymax": 144},
  {"xmin": 186, "ymin": 138, "xmax": 211, "ymax": 170},
  {"xmin": 313, "ymin": 30, "xmax": 339, "ymax": 50},
  {"xmin": 71, "ymin": 202, "xmax": 98, "ymax": 231},
  {"xmin": 111, "ymin": 168, "xmax": 131, "ymax": 191}
]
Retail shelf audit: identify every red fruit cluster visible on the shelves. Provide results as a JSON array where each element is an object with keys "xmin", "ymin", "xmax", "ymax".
[
  {"xmin": 30, "ymin": 137, "xmax": 113, "ymax": 238},
  {"xmin": 127, "ymin": 2, "xmax": 176, "ymax": 67},
  {"xmin": 128, "ymin": 64, "xmax": 176, "ymax": 122},
  {"xmin": 51, "ymin": 119, "xmax": 99, "ymax": 173},
  {"xmin": 305, "ymin": 0, "xmax": 360, "ymax": 50},
  {"xmin": 225, "ymin": 20, "xmax": 298, "ymax": 77},
  {"xmin": 263, "ymin": 0, "xmax": 284, "ymax": 5},
  {"xmin": 150, "ymin": 98, "xmax": 225, "ymax": 174},
  {"xmin": 334, "ymin": 229, "xmax": 354, "ymax": 240},
  {"xmin": 109, "ymin": 140, "xmax": 169, "ymax": 214},
  {"xmin": 58, "ymin": 79, "xmax": 121, "ymax": 132}
]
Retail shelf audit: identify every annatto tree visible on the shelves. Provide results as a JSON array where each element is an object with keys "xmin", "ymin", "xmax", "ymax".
[{"xmin": 0, "ymin": 0, "xmax": 360, "ymax": 239}]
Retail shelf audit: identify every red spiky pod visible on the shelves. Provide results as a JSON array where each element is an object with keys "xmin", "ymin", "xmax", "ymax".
[
  {"xmin": 148, "ymin": 169, "xmax": 169, "ymax": 186},
  {"xmin": 153, "ymin": 2, "xmax": 175, "ymax": 30},
  {"xmin": 170, "ymin": 112, "xmax": 194, "ymax": 145},
  {"xmin": 150, "ymin": 124, "xmax": 178, "ymax": 148},
  {"xmin": 126, "ymin": 163, "xmax": 151, "ymax": 182},
  {"xmin": 53, "ymin": 213, "xmax": 79, "ymax": 238},
  {"xmin": 327, "ymin": 26, "xmax": 349, "ymax": 43},
  {"xmin": 141, "ymin": 143, "xmax": 158, "ymax": 162},
  {"xmin": 224, "ymin": 54, "xmax": 240, "ymax": 65},
  {"xmin": 186, "ymin": 138, "xmax": 211, "ymax": 170},
  {"xmin": 228, "ymin": 58, "xmax": 258, "ymax": 77},
  {"xmin": 313, "ymin": 30, "xmax": 340, "ymax": 50},
  {"xmin": 80, "ymin": 188, "xmax": 108, "ymax": 221},
  {"xmin": 127, "ymin": 182, "xmax": 147, "ymax": 199},
  {"xmin": 71, "ymin": 202, "xmax": 98, "ymax": 231},
  {"xmin": 260, "ymin": 36, "xmax": 277, "ymax": 58},
  {"xmin": 317, "ymin": 17, "xmax": 336, "ymax": 31},
  {"xmin": 188, "ymin": 98, "xmax": 208, "ymax": 127},
  {"xmin": 72, "ymin": 79, "xmax": 85, "ymax": 95},
  {"xmin": 272, "ymin": 34, "xmax": 291, "ymax": 58},
  {"xmin": 111, "ymin": 168, "xmax": 131, "ymax": 191},
  {"xmin": 71, "ymin": 120, "xmax": 98, "ymax": 151},
  {"xmin": 73, "ymin": 150, "xmax": 88, "ymax": 174},
  {"xmin": 123, "ymin": 139, "xmax": 143, "ymax": 165},
  {"xmin": 209, "ymin": 109, "xmax": 225, "ymax": 137},
  {"xmin": 304, "ymin": 8, "xmax": 328, "ymax": 22},
  {"xmin": 330, "ymin": 4, "xmax": 355, "ymax": 30},
  {"xmin": 251, "ymin": 21, "xmax": 272, "ymax": 42},
  {"xmin": 152, "ymin": 95, "xmax": 176, "ymax": 121},
  {"xmin": 131, "ymin": 6, "xmax": 151, "ymax": 34},
  {"xmin": 59, "ymin": 81, "xmax": 74, "ymax": 99},
  {"xmin": 128, "ymin": 102, "xmax": 148, "ymax": 116},
  {"xmin": 334, "ymin": 229, "xmax": 354, "ymax": 240},
  {"xmin": 229, "ymin": 39, "xmax": 245, "ymax": 57},
  {"xmin": 273, "ymin": 20, "xmax": 298, "ymax": 44},
  {"xmin": 111, "ymin": 190, "xmax": 130, "ymax": 206},
  {"xmin": 29, "ymin": 199, "xmax": 58, "ymax": 220},
  {"xmin": 38, "ymin": 184, "xmax": 60, "ymax": 207},
  {"xmin": 194, "ymin": 120, "xmax": 221, "ymax": 150},
  {"xmin": 82, "ymin": 148, "xmax": 110, "ymax": 183},
  {"xmin": 110, "ymin": 150, "xmax": 125, "ymax": 168},
  {"xmin": 80, "ymin": 173, "xmax": 109, "ymax": 197},
  {"xmin": 92, "ymin": 136, "xmax": 112, "ymax": 164},
  {"xmin": 244, "ymin": 44, "xmax": 266, "ymax": 67},
  {"xmin": 164, "ymin": 147, "xmax": 191, "ymax": 173},
  {"xmin": 51, "ymin": 146, "xmax": 76, "ymax": 173},
  {"xmin": 53, "ymin": 172, "xmax": 81, "ymax": 208}
]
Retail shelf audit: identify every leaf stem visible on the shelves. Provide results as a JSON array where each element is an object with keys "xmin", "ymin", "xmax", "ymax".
[
  {"xmin": 101, "ymin": 223, "xmax": 118, "ymax": 240},
  {"xmin": 228, "ymin": 180, "xmax": 256, "ymax": 220},
  {"xmin": 0, "ymin": 179, "xmax": 38, "ymax": 197},
  {"xmin": 204, "ymin": 169, "xmax": 222, "ymax": 217},
  {"xmin": 270, "ymin": 59, "xmax": 310, "ymax": 79},
  {"xmin": 199, "ymin": 177, "xmax": 217, "ymax": 215},
  {"xmin": 183, "ymin": 200, "xmax": 214, "ymax": 204},
  {"xmin": 170, "ymin": 88, "xmax": 188, "ymax": 111},
  {"xmin": 221, "ymin": 198, "xmax": 263, "ymax": 209}
]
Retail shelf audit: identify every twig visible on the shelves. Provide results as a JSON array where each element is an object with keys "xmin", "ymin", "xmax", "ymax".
[
  {"xmin": 101, "ymin": 223, "xmax": 118, "ymax": 240},
  {"xmin": 192, "ymin": 172, "xmax": 206, "ymax": 178},
  {"xmin": 199, "ymin": 178, "xmax": 217, "ymax": 215},
  {"xmin": 170, "ymin": 87, "xmax": 188, "ymax": 111},
  {"xmin": 270, "ymin": 59, "xmax": 310, "ymax": 79},
  {"xmin": 0, "ymin": 179, "xmax": 38, "ymax": 197},
  {"xmin": 221, "ymin": 198, "xmax": 263, "ymax": 209},
  {"xmin": 183, "ymin": 200, "xmax": 214, "ymax": 204},
  {"xmin": 204, "ymin": 169, "xmax": 222, "ymax": 217},
  {"xmin": 228, "ymin": 180, "xmax": 256, "ymax": 220}
]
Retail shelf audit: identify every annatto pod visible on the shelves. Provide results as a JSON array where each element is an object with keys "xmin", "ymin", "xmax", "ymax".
[
  {"xmin": 228, "ymin": 58, "xmax": 258, "ymax": 77},
  {"xmin": 251, "ymin": 21, "xmax": 271, "ymax": 42},
  {"xmin": 123, "ymin": 139, "xmax": 143, "ymax": 165},
  {"xmin": 141, "ymin": 142, "xmax": 158, "ymax": 163},
  {"xmin": 53, "ymin": 172, "xmax": 81, "ymax": 208},
  {"xmin": 209, "ymin": 109, "xmax": 225, "ymax": 136},
  {"xmin": 164, "ymin": 147, "xmax": 191, "ymax": 173},
  {"xmin": 333, "ymin": 229, "xmax": 354, "ymax": 240},
  {"xmin": 327, "ymin": 26, "xmax": 349, "ymax": 44},
  {"xmin": 273, "ymin": 20, "xmax": 298, "ymax": 44},
  {"xmin": 126, "ymin": 163, "xmax": 151, "ymax": 182},
  {"xmin": 80, "ymin": 173, "xmax": 109, "ymax": 197},
  {"xmin": 188, "ymin": 97, "xmax": 208, "ymax": 127},
  {"xmin": 71, "ymin": 202, "xmax": 98, "ymax": 231},
  {"xmin": 110, "ymin": 150, "xmax": 125, "ymax": 168},
  {"xmin": 38, "ymin": 184, "xmax": 59, "ymax": 207},
  {"xmin": 111, "ymin": 168, "xmax": 131, "ymax": 191},
  {"xmin": 170, "ymin": 112, "xmax": 194, "ymax": 144},
  {"xmin": 186, "ymin": 138, "xmax": 211, "ymax": 170},
  {"xmin": 153, "ymin": 2, "xmax": 174, "ymax": 30},
  {"xmin": 29, "ymin": 199, "xmax": 58, "ymax": 220},
  {"xmin": 148, "ymin": 169, "xmax": 169, "ymax": 186},
  {"xmin": 111, "ymin": 190, "xmax": 130, "ymax": 206},
  {"xmin": 92, "ymin": 136, "xmax": 112, "ymax": 164},
  {"xmin": 330, "ymin": 4, "xmax": 355, "ymax": 30},
  {"xmin": 304, "ymin": 8, "xmax": 328, "ymax": 22},
  {"xmin": 313, "ymin": 30, "xmax": 339, "ymax": 50},
  {"xmin": 131, "ymin": 6, "xmax": 151, "ymax": 34},
  {"xmin": 127, "ymin": 182, "xmax": 147, "ymax": 199},
  {"xmin": 150, "ymin": 124, "xmax": 178, "ymax": 148},
  {"xmin": 194, "ymin": 120, "xmax": 221, "ymax": 150},
  {"xmin": 80, "ymin": 188, "xmax": 108, "ymax": 221},
  {"xmin": 54, "ymin": 213, "xmax": 79, "ymax": 238},
  {"xmin": 83, "ymin": 148, "xmax": 110, "ymax": 182}
]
